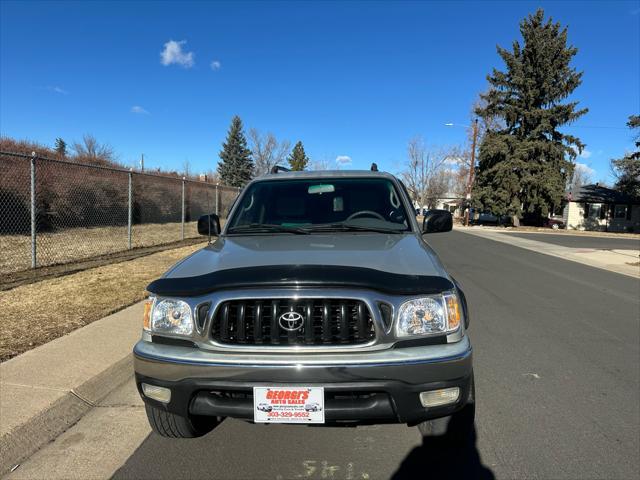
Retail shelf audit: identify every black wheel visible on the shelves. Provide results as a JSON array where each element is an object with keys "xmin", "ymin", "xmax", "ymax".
[
  {"xmin": 417, "ymin": 376, "xmax": 475, "ymax": 442},
  {"xmin": 145, "ymin": 404, "xmax": 222, "ymax": 438}
]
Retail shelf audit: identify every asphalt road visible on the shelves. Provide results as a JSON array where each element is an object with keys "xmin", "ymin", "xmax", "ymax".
[
  {"xmin": 505, "ymin": 231, "xmax": 640, "ymax": 250},
  {"xmin": 108, "ymin": 231, "xmax": 640, "ymax": 479}
]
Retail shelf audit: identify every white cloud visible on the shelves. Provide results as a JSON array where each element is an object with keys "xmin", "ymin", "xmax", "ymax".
[
  {"xmin": 210, "ymin": 60, "xmax": 221, "ymax": 71},
  {"xmin": 160, "ymin": 40, "xmax": 195, "ymax": 68},
  {"xmin": 443, "ymin": 156, "xmax": 464, "ymax": 165},
  {"xmin": 575, "ymin": 162, "xmax": 595, "ymax": 177},
  {"xmin": 131, "ymin": 105, "xmax": 150, "ymax": 115},
  {"xmin": 335, "ymin": 155, "xmax": 352, "ymax": 166},
  {"xmin": 579, "ymin": 149, "xmax": 592, "ymax": 159},
  {"xmin": 46, "ymin": 86, "xmax": 68, "ymax": 95}
]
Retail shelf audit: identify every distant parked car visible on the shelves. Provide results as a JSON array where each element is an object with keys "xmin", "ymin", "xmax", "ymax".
[
  {"xmin": 472, "ymin": 211, "xmax": 512, "ymax": 226},
  {"xmin": 543, "ymin": 216, "xmax": 565, "ymax": 229}
]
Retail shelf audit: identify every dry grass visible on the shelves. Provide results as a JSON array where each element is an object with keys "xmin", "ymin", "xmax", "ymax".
[
  {"xmin": 0, "ymin": 242, "xmax": 205, "ymax": 362},
  {"xmin": 0, "ymin": 221, "xmax": 205, "ymax": 274}
]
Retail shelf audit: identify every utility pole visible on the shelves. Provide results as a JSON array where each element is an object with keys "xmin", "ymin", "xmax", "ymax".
[
  {"xmin": 140, "ymin": 153, "xmax": 145, "ymax": 172},
  {"xmin": 464, "ymin": 119, "xmax": 479, "ymax": 227}
]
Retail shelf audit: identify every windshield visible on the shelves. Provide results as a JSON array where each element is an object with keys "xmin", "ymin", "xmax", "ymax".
[{"xmin": 226, "ymin": 178, "xmax": 411, "ymax": 233}]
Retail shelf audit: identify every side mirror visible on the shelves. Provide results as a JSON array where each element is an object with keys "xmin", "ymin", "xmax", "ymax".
[
  {"xmin": 422, "ymin": 210, "xmax": 453, "ymax": 234},
  {"xmin": 197, "ymin": 214, "xmax": 221, "ymax": 236}
]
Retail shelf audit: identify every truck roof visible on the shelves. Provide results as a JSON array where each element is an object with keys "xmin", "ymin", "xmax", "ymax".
[{"xmin": 253, "ymin": 169, "xmax": 398, "ymax": 182}]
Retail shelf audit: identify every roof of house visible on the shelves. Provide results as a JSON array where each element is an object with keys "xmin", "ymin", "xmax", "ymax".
[{"xmin": 570, "ymin": 184, "xmax": 640, "ymax": 204}]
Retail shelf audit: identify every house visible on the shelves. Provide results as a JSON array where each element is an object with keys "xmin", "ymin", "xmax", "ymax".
[
  {"xmin": 563, "ymin": 184, "xmax": 640, "ymax": 233},
  {"xmin": 412, "ymin": 193, "xmax": 464, "ymax": 217},
  {"xmin": 432, "ymin": 192, "xmax": 464, "ymax": 217}
]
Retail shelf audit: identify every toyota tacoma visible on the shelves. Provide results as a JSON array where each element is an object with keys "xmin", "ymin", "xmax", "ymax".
[{"xmin": 134, "ymin": 168, "xmax": 474, "ymax": 440}]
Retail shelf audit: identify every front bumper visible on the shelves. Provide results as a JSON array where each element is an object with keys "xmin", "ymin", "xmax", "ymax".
[{"xmin": 134, "ymin": 337, "xmax": 473, "ymax": 425}]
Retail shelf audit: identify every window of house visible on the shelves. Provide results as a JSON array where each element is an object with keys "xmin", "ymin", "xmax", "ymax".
[
  {"xmin": 614, "ymin": 205, "xmax": 628, "ymax": 219},
  {"xmin": 588, "ymin": 203, "xmax": 601, "ymax": 219}
]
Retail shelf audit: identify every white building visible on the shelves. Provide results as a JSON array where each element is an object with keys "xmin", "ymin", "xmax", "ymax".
[{"xmin": 563, "ymin": 184, "xmax": 640, "ymax": 233}]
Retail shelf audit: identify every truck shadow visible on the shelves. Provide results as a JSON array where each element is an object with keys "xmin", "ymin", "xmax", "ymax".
[{"xmin": 392, "ymin": 427, "xmax": 494, "ymax": 479}]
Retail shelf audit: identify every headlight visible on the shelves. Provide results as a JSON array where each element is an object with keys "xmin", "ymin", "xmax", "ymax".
[
  {"xmin": 396, "ymin": 293, "xmax": 462, "ymax": 337},
  {"xmin": 147, "ymin": 299, "xmax": 193, "ymax": 336}
]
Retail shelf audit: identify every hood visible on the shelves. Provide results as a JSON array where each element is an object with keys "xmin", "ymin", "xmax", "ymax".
[{"xmin": 164, "ymin": 233, "xmax": 448, "ymax": 279}]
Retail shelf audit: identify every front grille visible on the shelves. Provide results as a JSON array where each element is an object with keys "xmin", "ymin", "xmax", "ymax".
[{"xmin": 211, "ymin": 299, "xmax": 375, "ymax": 346}]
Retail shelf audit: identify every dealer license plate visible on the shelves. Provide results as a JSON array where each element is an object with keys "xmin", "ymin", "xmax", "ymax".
[{"xmin": 253, "ymin": 386, "xmax": 325, "ymax": 424}]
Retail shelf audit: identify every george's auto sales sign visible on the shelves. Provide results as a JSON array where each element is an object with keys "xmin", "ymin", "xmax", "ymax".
[{"xmin": 253, "ymin": 387, "xmax": 325, "ymax": 424}]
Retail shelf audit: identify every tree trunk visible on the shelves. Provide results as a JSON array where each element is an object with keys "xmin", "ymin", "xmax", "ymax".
[{"xmin": 512, "ymin": 214, "xmax": 520, "ymax": 227}]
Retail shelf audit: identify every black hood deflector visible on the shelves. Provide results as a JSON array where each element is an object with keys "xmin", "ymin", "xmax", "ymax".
[{"xmin": 147, "ymin": 265, "xmax": 454, "ymax": 297}]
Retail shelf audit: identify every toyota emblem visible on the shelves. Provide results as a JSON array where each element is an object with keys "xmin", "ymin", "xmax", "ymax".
[{"xmin": 278, "ymin": 311, "xmax": 304, "ymax": 332}]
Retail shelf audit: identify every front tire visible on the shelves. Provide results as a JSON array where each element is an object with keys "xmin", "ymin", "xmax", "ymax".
[
  {"xmin": 417, "ymin": 376, "xmax": 475, "ymax": 442},
  {"xmin": 145, "ymin": 404, "xmax": 222, "ymax": 438}
]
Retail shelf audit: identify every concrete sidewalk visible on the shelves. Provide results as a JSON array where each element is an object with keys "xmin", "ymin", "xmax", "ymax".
[
  {"xmin": 458, "ymin": 227, "xmax": 640, "ymax": 278},
  {"xmin": 0, "ymin": 302, "xmax": 143, "ymax": 475}
]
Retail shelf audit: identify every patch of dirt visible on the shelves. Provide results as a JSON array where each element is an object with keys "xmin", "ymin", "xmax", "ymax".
[
  {"xmin": 0, "ymin": 237, "xmax": 205, "ymax": 291},
  {"xmin": 0, "ymin": 243, "xmax": 205, "ymax": 362}
]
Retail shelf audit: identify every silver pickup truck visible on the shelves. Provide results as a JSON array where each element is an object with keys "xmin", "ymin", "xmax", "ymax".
[{"xmin": 134, "ymin": 169, "xmax": 474, "ymax": 441}]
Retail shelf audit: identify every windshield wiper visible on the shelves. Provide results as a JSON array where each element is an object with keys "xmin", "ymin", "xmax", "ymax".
[
  {"xmin": 227, "ymin": 223, "xmax": 310, "ymax": 235},
  {"xmin": 306, "ymin": 223, "xmax": 405, "ymax": 234}
]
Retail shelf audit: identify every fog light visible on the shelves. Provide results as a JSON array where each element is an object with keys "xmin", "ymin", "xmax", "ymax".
[
  {"xmin": 142, "ymin": 383, "xmax": 171, "ymax": 403},
  {"xmin": 419, "ymin": 387, "xmax": 460, "ymax": 408}
]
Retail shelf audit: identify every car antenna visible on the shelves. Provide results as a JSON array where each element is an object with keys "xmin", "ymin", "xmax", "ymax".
[{"xmin": 370, "ymin": 163, "xmax": 378, "ymax": 172}]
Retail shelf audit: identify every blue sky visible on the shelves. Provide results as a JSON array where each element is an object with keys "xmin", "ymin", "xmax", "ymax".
[{"xmin": 1, "ymin": 0, "xmax": 638, "ymax": 182}]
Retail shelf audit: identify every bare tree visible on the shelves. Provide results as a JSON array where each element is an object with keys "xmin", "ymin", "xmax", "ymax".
[
  {"xmin": 181, "ymin": 159, "xmax": 193, "ymax": 179},
  {"xmin": 72, "ymin": 134, "xmax": 116, "ymax": 165},
  {"xmin": 308, "ymin": 157, "xmax": 333, "ymax": 171},
  {"xmin": 203, "ymin": 169, "xmax": 219, "ymax": 183},
  {"xmin": 440, "ymin": 146, "xmax": 470, "ymax": 199},
  {"xmin": 401, "ymin": 137, "xmax": 450, "ymax": 210},
  {"xmin": 569, "ymin": 162, "xmax": 593, "ymax": 192},
  {"xmin": 249, "ymin": 129, "xmax": 291, "ymax": 176}
]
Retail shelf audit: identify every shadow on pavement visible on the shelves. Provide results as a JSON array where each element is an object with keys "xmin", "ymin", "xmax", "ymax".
[{"xmin": 392, "ymin": 427, "xmax": 494, "ymax": 480}]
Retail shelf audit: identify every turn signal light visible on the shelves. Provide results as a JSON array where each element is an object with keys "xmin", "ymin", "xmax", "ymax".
[
  {"xmin": 142, "ymin": 383, "xmax": 171, "ymax": 403},
  {"xmin": 143, "ymin": 299, "xmax": 153, "ymax": 331},
  {"xmin": 444, "ymin": 293, "xmax": 461, "ymax": 331},
  {"xmin": 420, "ymin": 387, "xmax": 460, "ymax": 408}
]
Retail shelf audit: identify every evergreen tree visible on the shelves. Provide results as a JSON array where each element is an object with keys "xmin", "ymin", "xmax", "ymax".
[
  {"xmin": 473, "ymin": 9, "xmax": 588, "ymax": 225},
  {"xmin": 54, "ymin": 137, "xmax": 67, "ymax": 157},
  {"xmin": 217, "ymin": 116, "xmax": 254, "ymax": 187},
  {"xmin": 611, "ymin": 115, "xmax": 640, "ymax": 197},
  {"xmin": 288, "ymin": 141, "xmax": 309, "ymax": 171}
]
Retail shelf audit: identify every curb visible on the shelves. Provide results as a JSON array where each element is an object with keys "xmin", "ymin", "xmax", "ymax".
[{"xmin": 0, "ymin": 354, "xmax": 133, "ymax": 475}]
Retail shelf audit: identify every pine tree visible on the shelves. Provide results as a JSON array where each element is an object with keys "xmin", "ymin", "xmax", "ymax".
[
  {"xmin": 611, "ymin": 115, "xmax": 640, "ymax": 197},
  {"xmin": 473, "ymin": 9, "xmax": 588, "ymax": 225},
  {"xmin": 217, "ymin": 116, "xmax": 254, "ymax": 187},
  {"xmin": 288, "ymin": 141, "xmax": 309, "ymax": 171},
  {"xmin": 54, "ymin": 137, "xmax": 67, "ymax": 157}
]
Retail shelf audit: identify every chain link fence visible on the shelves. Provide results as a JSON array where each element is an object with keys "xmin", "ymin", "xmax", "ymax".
[{"xmin": 0, "ymin": 152, "xmax": 240, "ymax": 274}]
